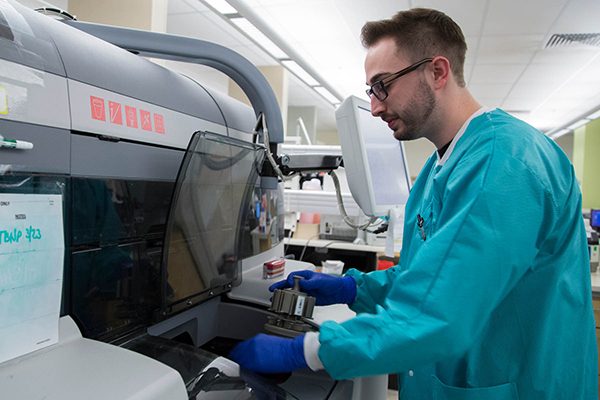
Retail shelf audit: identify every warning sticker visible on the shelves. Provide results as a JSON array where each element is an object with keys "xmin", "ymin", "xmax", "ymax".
[
  {"xmin": 0, "ymin": 85, "xmax": 7, "ymax": 115},
  {"xmin": 109, "ymin": 101, "xmax": 122, "ymax": 125},
  {"xmin": 154, "ymin": 113, "xmax": 165, "ymax": 134},
  {"xmin": 90, "ymin": 96, "xmax": 106, "ymax": 121},
  {"xmin": 140, "ymin": 110, "xmax": 152, "ymax": 131},
  {"xmin": 125, "ymin": 105, "xmax": 138, "ymax": 128}
]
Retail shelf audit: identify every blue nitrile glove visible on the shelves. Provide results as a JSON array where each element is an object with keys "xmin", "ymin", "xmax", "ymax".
[
  {"xmin": 269, "ymin": 270, "xmax": 356, "ymax": 306},
  {"xmin": 229, "ymin": 334, "xmax": 307, "ymax": 373}
]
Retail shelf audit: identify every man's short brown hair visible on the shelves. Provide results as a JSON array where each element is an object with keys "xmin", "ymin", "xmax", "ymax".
[{"xmin": 361, "ymin": 8, "xmax": 467, "ymax": 87}]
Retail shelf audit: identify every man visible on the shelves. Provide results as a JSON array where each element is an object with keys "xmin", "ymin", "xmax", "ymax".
[{"xmin": 231, "ymin": 8, "xmax": 598, "ymax": 399}]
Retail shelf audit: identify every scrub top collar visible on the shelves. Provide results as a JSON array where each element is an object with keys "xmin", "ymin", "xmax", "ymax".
[{"xmin": 436, "ymin": 106, "xmax": 493, "ymax": 166}]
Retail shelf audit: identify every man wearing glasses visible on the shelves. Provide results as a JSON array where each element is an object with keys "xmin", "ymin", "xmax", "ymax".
[{"xmin": 231, "ymin": 8, "xmax": 597, "ymax": 399}]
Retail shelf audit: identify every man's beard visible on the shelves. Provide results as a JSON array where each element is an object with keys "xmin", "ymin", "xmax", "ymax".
[{"xmin": 393, "ymin": 78, "xmax": 436, "ymax": 141}]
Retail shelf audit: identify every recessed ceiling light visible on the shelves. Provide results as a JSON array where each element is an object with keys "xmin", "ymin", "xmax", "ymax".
[
  {"xmin": 314, "ymin": 86, "xmax": 340, "ymax": 104},
  {"xmin": 281, "ymin": 60, "xmax": 319, "ymax": 86},
  {"xmin": 203, "ymin": 0, "xmax": 237, "ymax": 14},
  {"xmin": 230, "ymin": 17, "xmax": 289, "ymax": 59}
]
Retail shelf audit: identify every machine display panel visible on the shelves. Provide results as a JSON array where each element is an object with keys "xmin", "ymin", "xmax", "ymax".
[{"xmin": 335, "ymin": 95, "xmax": 411, "ymax": 217}]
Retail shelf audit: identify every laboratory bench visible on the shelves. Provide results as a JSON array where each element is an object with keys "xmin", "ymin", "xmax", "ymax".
[{"xmin": 283, "ymin": 237, "xmax": 396, "ymax": 273}]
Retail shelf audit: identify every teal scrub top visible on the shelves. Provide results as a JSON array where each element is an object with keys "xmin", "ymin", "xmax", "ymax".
[{"xmin": 318, "ymin": 109, "xmax": 598, "ymax": 399}]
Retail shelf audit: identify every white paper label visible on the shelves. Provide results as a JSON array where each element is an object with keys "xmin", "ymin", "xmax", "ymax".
[{"xmin": 0, "ymin": 194, "xmax": 64, "ymax": 363}]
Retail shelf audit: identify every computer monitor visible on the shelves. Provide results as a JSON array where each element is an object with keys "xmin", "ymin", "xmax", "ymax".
[
  {"xmin": 335, "ymin": 96, "xmax": 411, "ymax": 217},
  {"xmin": 591, "ymin": 209, "xmax": 600, "ymax": 231}
]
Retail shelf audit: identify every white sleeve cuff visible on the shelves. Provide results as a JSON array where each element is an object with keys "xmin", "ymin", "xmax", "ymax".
[{"xmin": 303, "ymin": 331, "xmax": 324, "ymax": 371}]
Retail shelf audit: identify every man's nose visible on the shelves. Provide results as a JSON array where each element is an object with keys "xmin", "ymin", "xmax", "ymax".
[{"xmin": 370, "ymin": 96, "xmax": 385, "ymax": 117}]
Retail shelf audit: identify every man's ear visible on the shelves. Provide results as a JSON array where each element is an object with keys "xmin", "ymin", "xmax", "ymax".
[{"xmin": 430, "ymin": 56, "xmax": 451, "ymax": 90}]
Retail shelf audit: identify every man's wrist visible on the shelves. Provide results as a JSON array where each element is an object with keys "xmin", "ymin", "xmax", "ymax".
[{"xmin": 303, "ymin": 331, "xmax": 324, "ymax": 371}]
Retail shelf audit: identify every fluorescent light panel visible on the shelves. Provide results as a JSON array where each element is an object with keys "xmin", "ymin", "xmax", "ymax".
[
  {"xmin": 314, "ymin": 86, "xmax": 339, "ymax": 104},
  {"xmin": 204, "ymin": 0, "xmax": 237, "ymax": 14},
  {"xmin": 230, "ymin": 17, "xmax": 288, "ymax": 59},
  {"xmin": 206, "ymin": 6, "xmax": 340, "ymax": 108},
  {"xmin": 281, "ymin": 60, "xmax": 320, "ymax": 86}
]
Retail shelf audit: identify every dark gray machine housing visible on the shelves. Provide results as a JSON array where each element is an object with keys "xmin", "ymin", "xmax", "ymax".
[{"xmin": 0, "ymin": 0, "xmax": 284, "ymax": 343}]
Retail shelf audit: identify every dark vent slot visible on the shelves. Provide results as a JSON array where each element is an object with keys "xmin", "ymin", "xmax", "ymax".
[{"xmin": 545, "ymin": 33, "xmax": 600, "ymax": 48}]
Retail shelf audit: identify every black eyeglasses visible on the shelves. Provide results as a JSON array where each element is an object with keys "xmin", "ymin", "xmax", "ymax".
[{"xmin": 366, "ymin": 57, "xmax": 434, "ymax": 101}]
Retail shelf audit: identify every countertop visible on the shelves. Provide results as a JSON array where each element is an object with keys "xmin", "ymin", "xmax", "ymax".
[{"xmin": 285, "ymin": 237, "xmax": 386, "ymax": 253}]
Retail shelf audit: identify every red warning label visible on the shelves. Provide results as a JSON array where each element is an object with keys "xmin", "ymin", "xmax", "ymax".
[
  {"xmin": 109, "ymin": 101, "xmax": 123, "ymax": 125},
  {"xmin": 88, "ymin": 94, "xmax": 169, "ymax": 137},
  {"xmin": 154, "ymin": 113, "xmax": 165, "ymax": 134},
  {"xmin": 90, "ymin": 96, "xmax": 106, "ymax": 121},
  {"xmin": 140, "ymin": 110, "xmax": 152, "ymax": 131},
  {"xmin": 125, "ymin": 106, "xmax": 138, "ymax": 128}
]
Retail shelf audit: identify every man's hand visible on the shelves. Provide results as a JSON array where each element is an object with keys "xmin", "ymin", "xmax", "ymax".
[
  {"xmin": 269, "ymin": 270, "xmax": 357, "ymax": 306},
  {"xmin": 229, "ymin": 334, "xmax": 307, "ymax": 373}
]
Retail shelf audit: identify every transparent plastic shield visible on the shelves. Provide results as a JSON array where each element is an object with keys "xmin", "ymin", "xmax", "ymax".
[{"xmin": 162, "ymin": 131, "xmax": 266, "ymax": 316}]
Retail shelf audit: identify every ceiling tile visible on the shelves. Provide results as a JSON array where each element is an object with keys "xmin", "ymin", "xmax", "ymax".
[
  {"xmin": 413, "ymin": 0, "xmax": 487, "ymax": 36},
  {"xmin": 517, "ymin": 63, "xmax": 577, "ymax": 84},
  {"xmin": 167, "ymin": 12, "xmax": 239, "ymax": 46},
  {"xmin": 332, "ymin": 0, "xmax": 413, "ymax": 37},
  {"xmin": 469, "ymin": 82, "xmax": 513, "ymax": 99},
  {"xmin": 551, "ymin": 0, "xmax": 600, "ymax": 33},
  {"xmin": 475, "ymin": 35, "xmax": 545, "ymax": 64},
  {"xmin": 483, "ymin": 0, "xmax": 568, "ymax": 35},
  {"xmin": 261, "ymin": 1, "xmax": 351, "ymax": 43},
  {"xmin": 501, "ymin": 97, "xmax": 539, "ymax": 112},
  {"xmin": 469, "ymin": 64, "xmax": 527, "ymax": 84},
  {"xmin": 532, "ymin": 47, "xmax": 599, "ymax": 66},
  {"xmin": 507, "ymin": 82, "xmax": 555, "ymax": 102}
]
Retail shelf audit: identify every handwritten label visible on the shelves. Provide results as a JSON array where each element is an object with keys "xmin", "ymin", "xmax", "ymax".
[{"xmin": 0, "ymin": 226, "xmax": 42, "ymax": 244}]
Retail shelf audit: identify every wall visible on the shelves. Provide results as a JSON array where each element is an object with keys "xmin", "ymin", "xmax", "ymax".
[
  {"xmin": 69, "ymin": 0, "xmax": 167, "ymax": 32},
  {"xmin": 403, "ymin": 138, "xmax": 436, "ymax": 182},
  {"xmin": 287, "ymin": 106, "xmax": 317, "ymax": 144},
  {"xmin": 555, "ymin": 132, "xmax": 574, "ymax": 162},
  {"xmin": 574, "ymin": 119, "xmax": 600, "ymax": 209},
  {"xmin": 315, "ymin": 129, "xmax": 340, "ymax": 145},
  {"xmin": 228, "ymin": 65, "xmax": 288, "ymax": 135}
]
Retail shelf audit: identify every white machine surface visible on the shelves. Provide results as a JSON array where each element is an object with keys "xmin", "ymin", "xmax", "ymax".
[
  {"xmin": 335, "ymin": 95, "xmax": 411, "ymax": 217},
  {"xmin": 0, "ymin": 316, "xmax": 188, "ymax": 400}
]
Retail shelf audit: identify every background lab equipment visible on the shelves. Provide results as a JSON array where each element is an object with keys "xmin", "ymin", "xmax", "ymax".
[
  {"xmin": 590, "ymin": 209, "xmax": 600, "ymax": 272},
  {"xmin": 334, "ymin": 95, "xmax": 412, "ymax": 256},
  {"xmin": 0, "ymin": 2, "xmax": 387, "ymax": 398},
  {"xmin": 335, "ymin": 95, "xmax": 411, "ymax": 218}
]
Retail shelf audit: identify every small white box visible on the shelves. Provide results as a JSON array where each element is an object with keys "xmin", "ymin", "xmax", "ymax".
[{"xmin": 322, "ymin": 260, "xmax": 344, "ymax": 276}]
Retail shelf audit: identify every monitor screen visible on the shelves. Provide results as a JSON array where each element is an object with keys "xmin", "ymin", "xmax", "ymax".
[
  {"xmin": 335, "ymin": 96, "xmax": 411, "ymax": 217},
  {"xmin": 591, "ymin": 209, "xmax": 600, "ymax": 229}
]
